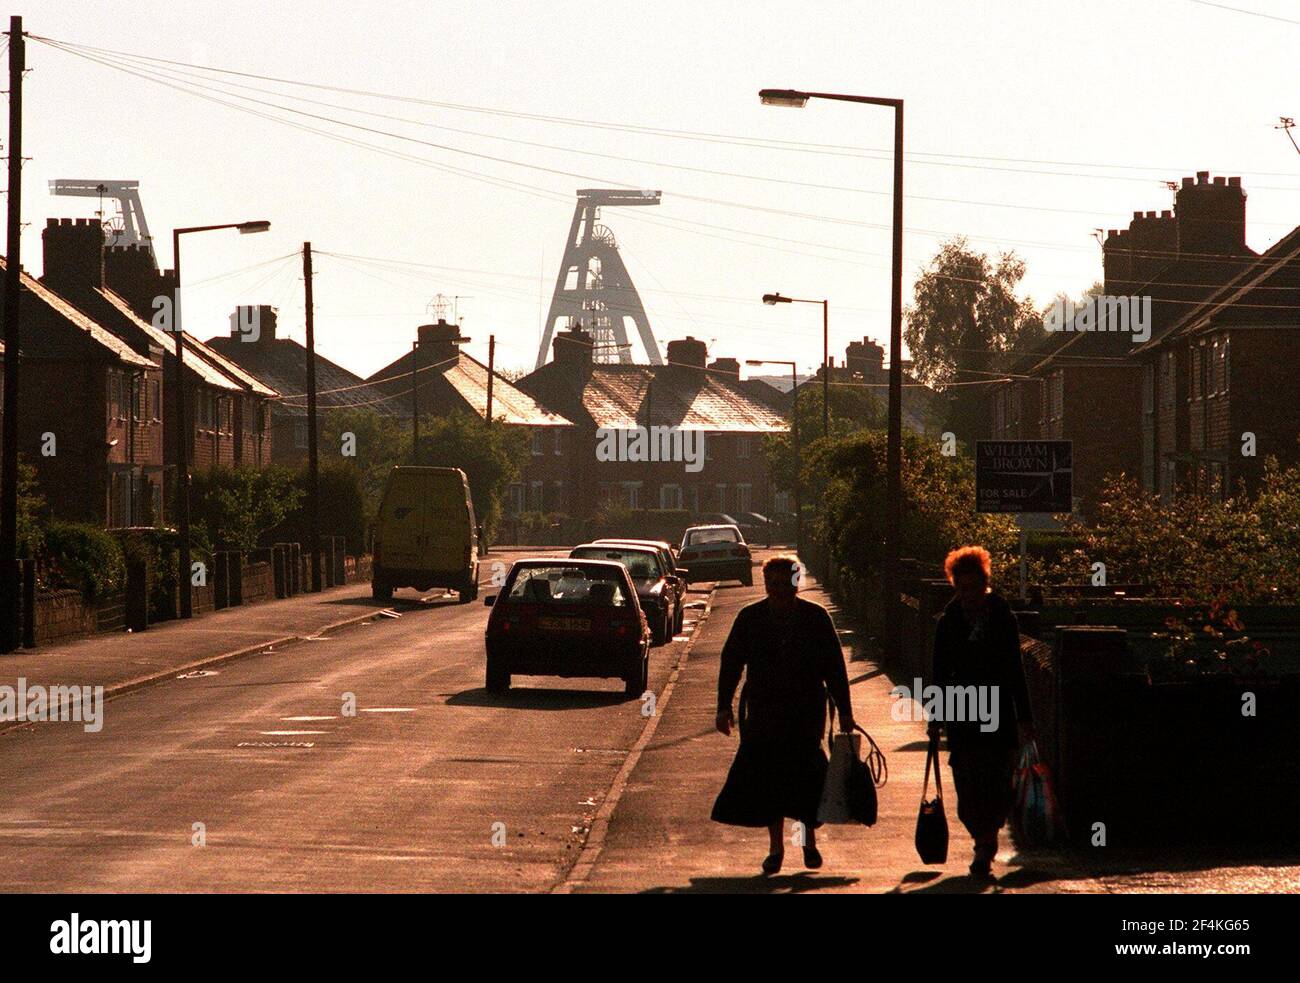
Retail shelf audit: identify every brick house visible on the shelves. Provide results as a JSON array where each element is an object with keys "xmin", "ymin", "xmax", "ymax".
[
  {"xmin": 366, "ymin": 320, "xmax": 574, "ymax": 510},
  {"xmin": 516, "ymin": 329, "xmax": 788, "ymax": 517},
  {"xmin": 206, "ymin": 305, "xmax": 408, "ymax": 465},
  {"xmin": 1132, "ymin": 222, "xmax": 1300, "ymax": 501},
  {"xmin": 987, "ymin": 172, "xmax": 1259, "ymax": 513},
  {"xmin": 0, "ymin": 257, "xmax": 157, "ymax": 526},
  {"xmin": 99, "ymin": 231, "xmax": 278, "ymax": 472}
]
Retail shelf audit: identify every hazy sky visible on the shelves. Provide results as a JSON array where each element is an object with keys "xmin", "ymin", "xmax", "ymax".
[{"xmin": 12, "ymin": 0, "xmax": 1300, "ymax": 380}]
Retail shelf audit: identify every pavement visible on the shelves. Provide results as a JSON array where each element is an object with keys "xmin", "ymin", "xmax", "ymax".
[{"xmin": 2, "ymin": 546, "xmax": 1297, "ymax": 893}]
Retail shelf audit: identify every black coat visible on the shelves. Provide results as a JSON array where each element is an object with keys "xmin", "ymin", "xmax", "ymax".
[
  {"xmin": 931, "ymin": 590, "xmax": 1032, "ymax": 751},
  {"xmin": 711, "ymin": 597, "xmax": 853, "ymax": 826}
]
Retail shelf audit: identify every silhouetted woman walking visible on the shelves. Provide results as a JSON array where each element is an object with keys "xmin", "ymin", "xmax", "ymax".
[
  {"xmin": 712, "ymin": 555, "xmax": 854, "ymax": 875},
  {"xmin": 929, "ymin": 546, "xmax": 1034, "ymax": 882}
]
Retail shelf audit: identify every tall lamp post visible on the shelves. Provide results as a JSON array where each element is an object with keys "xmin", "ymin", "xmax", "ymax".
[
  {"xmin": 760, "ymin": 87, "xmax": 904, "ymax": 658},
  {"xmin": 762, "ymin": 292, "xmax": 829, "ymax": 438},
  {"xmin": 172, "ymin": 220, "xmax": 271, "ymax": 618},
  {"xmin": 746, "ymin": 359, "xmax": 800, "ymax": 555}
]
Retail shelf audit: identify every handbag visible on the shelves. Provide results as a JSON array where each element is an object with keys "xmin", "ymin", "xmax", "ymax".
[
  {"xmin": 915, "ymin": 733, "xmax": 949, "ymax": 864},
  {"xmin": 1011, "ymin": 739, "xmax": 1064, "ymax": 846},
  {"xmin": 817, "ymin": 701, "xmax": 888, "ymax": 826}
]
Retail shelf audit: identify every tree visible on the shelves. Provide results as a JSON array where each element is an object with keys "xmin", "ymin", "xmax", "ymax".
[
  {"xmin": 762, "ymin": 380, "xmax": 885, "ymax": 498},
  {"xmin": 904, "ymin": 238, "xmax": 1043, "ymax": 445},
  {"xmin": 319, "ymin": 407, "xmax": 409, "ymax": 519},
  {"xmin": 190, "ymin": 466, "xmax": 303, "ymax": 551},
  {"xmin": 416, "ymin": 412, "xmax": 529, "ymax": 539}
]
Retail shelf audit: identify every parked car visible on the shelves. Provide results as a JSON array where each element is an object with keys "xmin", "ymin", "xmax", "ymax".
[
  {"xmin": 678, "ymin": 524, "xmax": 753, "ymax": 586},
  {"xmin": 733, "ymin": 512, "xmax": 773, "ymax": 544},
  {"xmin": 592, "ymin": 538, "xmax": 688, "ymax": 634},
  {"xmin": 570, "ymin": 543, "xmax": 678, "ymax": 645},
  {"xmin": 372, "ymin": 466, "xmax": 478, "ymax": 602},
  {"xmin": 483, "ymin": 559, "xmax": 650, "ymax": 697}
]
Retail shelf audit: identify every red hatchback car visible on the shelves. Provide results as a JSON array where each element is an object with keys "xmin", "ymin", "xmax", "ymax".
[{"xmin": 483, "ymin": 559, "xmax": 651, "ymax": 698}]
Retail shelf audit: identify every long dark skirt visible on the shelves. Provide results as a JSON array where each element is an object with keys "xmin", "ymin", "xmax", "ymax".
[
  {"xmin": 949, "ymin": 743, "xmax": 1017, "ymax": 840},
  {"xmin": 711, "ymin": 733, "xmax": 828, "ymax": 828}
]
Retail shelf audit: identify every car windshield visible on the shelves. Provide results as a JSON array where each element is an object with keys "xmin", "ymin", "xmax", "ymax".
[
  {"xmin": 685, "ymin": 528, "xmax": 739, "ymax": 546},
  {"xmin": 571, "ymin": 548, "xmax": 660, "ymax": 580},
  {"xmin": 505, "ymin": 566, "xmax": 630, "ymax": 606}
]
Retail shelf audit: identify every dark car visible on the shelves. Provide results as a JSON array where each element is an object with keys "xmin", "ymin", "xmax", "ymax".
[
  {"xmin": 569, "ymin": 543, "xmax": 678, "ymax": 645},
  {"xmin": 592, "ymin": 538, "xmax": 688, "ymax": 634},
  {"xmin": 483, "ymin": 559, "xmax": 650, "ymax": 697},
  {"xmin": 678, "ymin": 524, "xmax": 753, "ymax": 586}
]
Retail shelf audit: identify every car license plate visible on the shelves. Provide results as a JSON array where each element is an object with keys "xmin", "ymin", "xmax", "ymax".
[{"xmin": 537, "ymin": 616, "xmax": 591, "ymax": 632}]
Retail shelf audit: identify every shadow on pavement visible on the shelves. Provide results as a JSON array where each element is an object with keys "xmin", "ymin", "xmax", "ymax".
[
  {"xmin": 641, "ymin": 873, "xmax": 859, "ymax": 894},
  {"xmin": 446, "ymin": 686, "xmax": 630, "ymax": 710},
  {"xmin": 324, "ymin": 594, "xmax": 461, "ymax": 609}
]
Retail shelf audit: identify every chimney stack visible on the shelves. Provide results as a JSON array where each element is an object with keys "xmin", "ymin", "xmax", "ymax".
[
  {"xmin": 845, "ymin": 337, "xmax": 885, "ymax": 380},
  {"xmin": 41, "ymin": 217, "xmax": 104, "ymax": 297},
  {"xmin": 665, "ymin": 336, "xmax": 707, "ymax": 370},
  {"xmin": 708, "ymin": 356, "xmax": 740, "ymax": 378},
  {"xmin": 415, "ymin": 318, "xmax": 465, "ymax": 367},
  {"xmin": 229, "ymin": 304, "xmax": 277, "ymax": 346},
  {"xmin": 1175, "ymin": 172, "xmax": 1247, "ymax": 257}
]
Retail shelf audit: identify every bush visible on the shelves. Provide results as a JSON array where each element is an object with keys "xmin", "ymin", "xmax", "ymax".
[
  {"xmin": 273, "ymin": 462, "xmax": 367, "ymax": 554},
  {"xmin": 113, "ymin": 526, "xmax": 187, "ymax": 621},
  {"xmin": 190, "ymin": 465, "xmax": 302, "ymax": 552},
  {"xmin": 42, "ymin": 521, "xmax": 125, "ymax": 599}
]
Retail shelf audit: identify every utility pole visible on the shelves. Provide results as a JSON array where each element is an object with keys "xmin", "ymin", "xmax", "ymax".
[
  {"xmin": 303, "ymin": 242, "xmax": 321, "ymax": 592},
  {"xmin": 0, "ymin": 16, "xmax": 23, "ymax": 651},
  {"xmin": 410, "ymin": 340, "xmax": 420, "ymax": 465},
  {"xmin": 485, "ymin": 334, "xmax": 495, "ymax": 425},
  {"xmin": 171, "ymin": 230, "xmax": 192, "ymax": 618},
  {"xmin": 822, "ymin": 299, "xmax": 830, "ymax": 438}
]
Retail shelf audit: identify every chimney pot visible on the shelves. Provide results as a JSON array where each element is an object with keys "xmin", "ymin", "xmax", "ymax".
[
  {"xmin": 1227, "ymin": 176, "xmax": 1241, "ymax": 188},
  {"xmin": 1161, "ymin": 210, "xmax": 1172, "ymax": 218},
  {"xmin": 665, "ymin": 336, "xmax": 708, "ymax": 369},
  {"xmin": 1197, "ymin": 170, "xmax": 1210, "ymax": 184},
  {"xmin": 1213, "ymin": 176, "xmax": 1226, "ymax": 186},
  {"xmin": 1182, "ymin": 176, "xmax": 1194, "ymax": 188},
  {"xmin": 1133, "ymin": 211, "xmax": 1143, "ymax": 220}
]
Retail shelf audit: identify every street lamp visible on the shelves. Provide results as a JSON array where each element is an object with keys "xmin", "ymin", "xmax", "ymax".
[
  {"xmin": 747, "ymin": 359, "xmax": 801, "ymax": 556},
  {"xmin": 762, "ymin": 291, "xmax": 830, "ymax": 438},
  {"xmin": 172, "ymin": 220, "xmax": 271, "ymax": 619},
  {"xmin": 760, "ymin": 86, "xmax": 904, "ymax": 659}
]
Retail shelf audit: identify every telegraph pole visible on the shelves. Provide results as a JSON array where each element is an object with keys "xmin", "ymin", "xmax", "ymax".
[
  {"xmin": 303, "ymin": 242, "xmax": 321, "ymax": 592},
  {"xmin": 822, "ymin": 299, "xmax": 830, "ymax": 438},
  {"xmin": 1, "ymin": 17, "xmax": 25, "ymax": 651},
  {"xmin": 485, "ymin": 334, "xmax": 495, "ymax": 425}
]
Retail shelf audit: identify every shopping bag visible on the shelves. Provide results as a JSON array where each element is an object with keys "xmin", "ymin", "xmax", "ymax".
[
  {"xmin": 1011, "ymin": 740, "xmax": 1064, "ymax": 846},
  {"xmin": 818, "ymin": 702, "xmax": 888, "ymax": 826},
  {"xmin": 817, "ymin": 733, "xmax": 860, "ymax": 824},
  {"xmin": 915, "ymin": 734, "xmax": 948, "ymax": 864},
  {"xmin": 847, "ymin": 724, "xmax": 886, "ymax": 826}
]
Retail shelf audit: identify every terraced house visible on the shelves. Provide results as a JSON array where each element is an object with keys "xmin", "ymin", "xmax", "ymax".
[
  {"xmin": 987, "ymin": 172, "xmax": 1262, "ymax": 513},
  {"xmin": 0, "ymin": 256, "xmax": 158, "ymax": 526},
  {"xmin": 517, "ymin": 328, "xmax": 788, "ymax": 517}
]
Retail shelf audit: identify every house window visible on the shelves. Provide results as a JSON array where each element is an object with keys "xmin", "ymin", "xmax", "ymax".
[
  {"xmin": 528, "ymin": 481, "xmax": 544, "ymax": 511},
  {"xmin": 553, "ymin": 429, "xmax": 563, "ymax": 455},
  {"xmin": 1047, "ymin": 371, "xmax": 1064, "ymax": 435},
  {"xmin": 714, "ymin": 484, "xmax": 727, "ymax": 512},
  {"xmin": 1219, "ymin": 336, "xmax": 1230, "ymax": 396},
  {"xmin": 551, "ymin": 481, "xmax": 564, "ymax": 511},
  {"xmin": 660, "ymin": 483, "xmax": 683, "ymax": 510},
  {"xmin": 131, "ymin": 376, "xmax": 142, "ymax": 422},
  {"xmin": 773, "ymin": 490, "xmax": 791, "ymax": 514},
  {"xmin": 107, "ymin": 371, "xmax": 124, "ymax": 422},
  {"xmin": 531, "ymin": 431, "xmax": 545, "ymax": 456},
  {"xmin": 294, "ymin": 419, "xmax": 309, "ymax": 449},
  {"xmin": 736, "ymin": 434, "xmax": 751, "ymax": 459},
  {"xmin": 220, "ymin": 397, "xmax": 233, "ymax": 434},
  {"xmin": 735, "ymin": 484, "xmax": 752, "ymax": 512},
  {"xmin": 150, "ymin": 379, "xmax": 161, "ymax": 421},
  {"xmin": 704, "ymin": 434, "xmax": 714, "ymax": 461},
  {"xmin": 506, "ymin": 483, "xmax": 525, "ymax": 515},
  {"xmin": 621, "ymin": 481, "xmax": 641, "ymax": 510}
]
